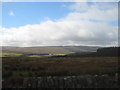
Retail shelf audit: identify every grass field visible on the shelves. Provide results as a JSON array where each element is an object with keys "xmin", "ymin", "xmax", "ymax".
[
  {"xmin": 0, "ymin": 53, "xmax": 23, "ymax": 57},
  {"xmin": 0, "ymin": 53, "xmax": 63, "ymax": 58}
]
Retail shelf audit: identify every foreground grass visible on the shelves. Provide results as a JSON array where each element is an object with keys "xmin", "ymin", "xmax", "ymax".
[
  {"xmin": 3, "ymin": 57, "xmax": 118, "ymax": 76},
  {"xmin": 2, "ymin": 57, "xmax": 118, "ymax": 88}
]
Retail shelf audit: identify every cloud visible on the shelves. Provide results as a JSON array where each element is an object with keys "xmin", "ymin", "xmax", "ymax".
[
  {"xmin": 9, "ymin": 11, "xmax": 15, "ymax": 16},
  {"xmin": 1, "ymin": 2, "xmax": 118, "ymax": 47},
  {"xmin": 68, "ymin": 2, "xmax": 118, "ymax": 21}
]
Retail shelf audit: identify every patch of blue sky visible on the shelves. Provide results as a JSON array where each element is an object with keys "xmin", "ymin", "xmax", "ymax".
[
  {"xmin": 2, "ymin": 2, "xmax": 73, "ymax": 28},
  {"xmin": 0, "ymin": 2, "xmax": 2, "ymax": 28},
  {"xmin": 89, "ymin": 19, "xmax": 118, "ymax": 27},
  {"xmin": 108, "ymin": 21, "xmax": 118, "ymax": 27}
]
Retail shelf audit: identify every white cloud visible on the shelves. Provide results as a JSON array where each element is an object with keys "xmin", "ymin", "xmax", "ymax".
[
  {"xmin": 1, "ymin": 2, "xmax": 118, "ymax": 47},
  {"xmin": 9, "ymin": 11, "xmax": 15, "ymax": 16},
  {"xmin": 68, "ymin": 2, "xmax": 118, "ymax": 21}
]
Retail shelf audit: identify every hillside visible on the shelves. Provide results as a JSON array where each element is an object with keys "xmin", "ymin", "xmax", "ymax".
[
  {"xmin": 60, "ymin": 46, "xmax": 99, "ymax": 52},
  {"xmin": 2, "ymin": 46, "xmax": 99, "ymax": 54},
  {"xmin": 2, "ymin": 46, "xmax": 70, "ymax": 54},
  {"xmin": 63, "ymin": 47, "xmax": 119, "ymax": 57}
]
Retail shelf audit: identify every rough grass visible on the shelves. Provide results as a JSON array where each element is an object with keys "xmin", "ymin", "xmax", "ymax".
[
  {"xmin": 2, "ymin": 57, "xmax": 118, "ymax": 76},
  {"xmin": 2, "ymin": 56, "xmax": 119, "ymax": 88}
]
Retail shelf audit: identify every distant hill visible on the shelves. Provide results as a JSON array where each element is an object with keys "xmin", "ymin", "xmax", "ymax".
[
  {"xmin": 1, "ymin": 46, "xmax": 100, "ymax": 54},
  {"xmin": 62, "ymin": 47, "xmax": 119, "ymax": 57},
  {"xmin": 60, "ymin": 46, "xmax": 99, "ymax": 52},
  {"xmin": 2, "ymin": 46, "xmax": 70, "ymax": 54}
]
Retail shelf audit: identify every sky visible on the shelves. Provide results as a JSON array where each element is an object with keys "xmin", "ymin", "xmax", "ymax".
[
  {"xmin": 0, "ymin": 1, "xmax": 118, "ymax": 47},
  {"xmin": 2, "ymin": 2, "xmax": 73, "ymax": 28}
]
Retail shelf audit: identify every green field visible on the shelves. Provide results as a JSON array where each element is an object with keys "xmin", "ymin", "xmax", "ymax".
[
  {"xmin": 28, "ymin": 54, "xmax": 66, "ymax": 58},
  {"xmin": 0, "ymin": 53, "xmax": 66, "ymax": 58},
  {"xmin": 0, "ymin": 53, "xmax": 23, "ymax": 57}
]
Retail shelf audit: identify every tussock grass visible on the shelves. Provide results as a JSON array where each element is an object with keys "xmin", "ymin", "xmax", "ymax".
[{"xmin": 3, "ymin": 57, "xmax": 118, "ymax": 75}]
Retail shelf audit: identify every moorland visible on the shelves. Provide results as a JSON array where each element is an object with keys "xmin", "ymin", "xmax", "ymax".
[{"xmin": 2, "ymin": 46, "xmax": 119, "ymax": 88}]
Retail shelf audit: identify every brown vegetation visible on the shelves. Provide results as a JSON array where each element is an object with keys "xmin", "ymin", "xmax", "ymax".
[
  {"xmin": 3, "ymin": 57, "xmax": 118, "ymax": 75},
  {"xmin": 2, "ymin": 56, "xmax": 119, "ymax": 88}
]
